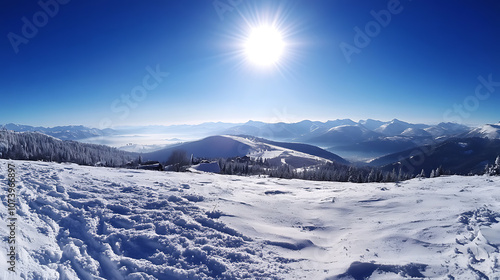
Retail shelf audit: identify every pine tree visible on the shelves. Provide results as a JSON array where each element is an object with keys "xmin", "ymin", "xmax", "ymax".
[
  {"xmin": 491, "ymin": 155, "xmax": 500, "ymax": 175},
  {"xmin": 368, "ymin": 169, "xmax": 376, "ymax": 182},
  {"xmin": 493, "ymin": 156, "xmax": 500, "ymax": 175},
  {"xmin": 390, "ymin": 168, "xmax": 397, "ymax": 182},
  {"xmin": 485, "ymin": 163, "xmax": 491, "ymax": 175},
  {"xmin": 432, "ymin": 166, "xmax": 444, "ymax": 177},
  {"xmin": 397, "ymin": 168, "xmax": 403, "ymax": 182}
]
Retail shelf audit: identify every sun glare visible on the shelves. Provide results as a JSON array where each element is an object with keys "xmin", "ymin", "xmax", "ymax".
[{"xmin": 244, "ymin": 25, "xmax": 285, "ymax": 67}]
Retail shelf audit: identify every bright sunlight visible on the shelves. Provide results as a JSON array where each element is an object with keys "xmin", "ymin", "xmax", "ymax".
[{"xmin": 244, "ymin": 25, "xmax": 285, "ymax": 67}]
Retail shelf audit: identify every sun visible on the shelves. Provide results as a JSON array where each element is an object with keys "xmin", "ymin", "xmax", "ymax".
[{"xmin": 244, "ymin": 25, "xmax": 285, "ymax": 67}]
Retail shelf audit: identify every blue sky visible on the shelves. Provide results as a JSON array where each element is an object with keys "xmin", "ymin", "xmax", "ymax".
[{"xmin": 1, "ymin": 0, "xmax": 499, "ymax": 128}]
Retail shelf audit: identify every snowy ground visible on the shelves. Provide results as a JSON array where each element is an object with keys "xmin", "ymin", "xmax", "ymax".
[{"xmin": 0, "ymin": 159, "xmax": 499, "ymax": 279}]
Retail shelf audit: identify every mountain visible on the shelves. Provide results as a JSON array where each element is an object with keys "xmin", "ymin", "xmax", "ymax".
[
  {"xmin": 324, "ymin": 119, "xmax": 358, "ymax": 128},
  {"xmin": 400, "ymin": 127, "xmax": 432, "ymax": 137},
  {"xmin": 221, "ymin": 119, "xmax": 363, "ymax": 142},
  {"xmin": 143, "ymin": 135, "xmax": 348, "ymax": 167},
  {"xmin": 116, "ymin": 119, "xmax": 475, "ymax": 163},
  {"xmin": 115, "ymin": 119, "xmax": 473, "ymax": 163},
  {"xmin": 144, "ymin": 135, "xmax": 253, "ymax": 160},
  {"xmin": 330, "ymin": 136, "xmax": 418, "ymax": 161},
  {"xmin": 1, "ymin": 120, "xmax": 480, "ymax": 163},
  {"xmin": 358, "ymin": 119, "xmax": 388, "ymax": 130},
  {"xmin": 1, "ymin": 123, "xmax": 115, "ymax": 140},
  {"xmin": 374, "ymin": 119, "xmax": 429, "ymax": 136},
  {"xmin": 221, "ymin": 120, "xmax": 327, "ymax": 141},
  {"xmin": 220, "ymin": 122, "xmax": 273, "ymax": 138},
  {"xmin": 307, "ymin": 124, "xmax": 382, "ymax": 146},
  {"xmin": 463, "ymin": 123, "xmax": 500, "ymax": 139},
  {"xmin": 254, "ymin": 137, "xmax": 349, "ymax": 165},
  {"xmin": 1, "ymin": 123, "xmax": 46, "ymax": 132},
  {"xmin": 424, "ymin": 122, "xmax": 471, "ymax": 137},
  {"xmin": 370, "ymin": 137, "xmax": 500, "ymax": 175}
]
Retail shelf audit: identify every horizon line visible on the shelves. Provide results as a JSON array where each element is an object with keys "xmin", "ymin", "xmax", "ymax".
[{"xmin": 2, "ymin": 118, "xmax": 498, "ymax": 130}]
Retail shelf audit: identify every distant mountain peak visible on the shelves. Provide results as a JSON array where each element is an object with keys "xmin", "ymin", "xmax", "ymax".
[
  {"xmin": 464, "ymin": 123, "xmax": 500, "ymax": 139},
  {"xmin": 0, "ymin": 123, "xmax": 115, "ymax": 141},
  {"xmin": 390, "ymin": 118, "xmax": 407, "ymax": 124}
]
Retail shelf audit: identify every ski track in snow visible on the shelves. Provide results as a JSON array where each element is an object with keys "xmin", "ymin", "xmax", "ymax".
[{"xmin": 0, "ymin": 159, "xmax": 499, "ymax": 279}]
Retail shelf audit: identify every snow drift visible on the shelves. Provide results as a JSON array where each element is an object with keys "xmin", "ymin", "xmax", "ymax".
[{"xmin": 0, "ymin": 159, "xmax": 499, "ymax": 279}]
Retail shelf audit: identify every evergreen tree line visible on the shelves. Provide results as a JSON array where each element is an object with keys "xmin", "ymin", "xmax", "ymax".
[
  {"xmin": 143, "ymin": 149, "xmax": 500, "ymax": 184},
  {"xmin": 217, "ymin": 157, "xmax": 416, "ymax": 183},
  {"xmin": 485, "ymin": 155, "xmax": 500, "ymax": 176},
  {"xmin": 0, "ymin": 130, "xmax": 133, "ymax": 167}
]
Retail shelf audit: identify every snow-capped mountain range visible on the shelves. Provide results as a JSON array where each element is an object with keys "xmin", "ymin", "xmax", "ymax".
[
  {"xmin": 1, "ymin": 123, "xmax": 115, "ymax": 141},
  {"xmin": 1, "ymin": 122, "xmax": 499, "ymax": 279},
  {"xmin": 464, "ymin": 123, "xmax": 500, "ymax": 139},
  {"xmin": 3, "ymin": 120, "xmax": 500, "ymax": 163},
  {"xmin": 4, "ymin": 119, "xmax": 496, "ymax": 145},
  {"xmin": 143, "ymin": 135, "xmax": 349, "ymax": 167},
  {"xmin": 221, "ymin": 119, "xmax": 471, "ymax": 142}
]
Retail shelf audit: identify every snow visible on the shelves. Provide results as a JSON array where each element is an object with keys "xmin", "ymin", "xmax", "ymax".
[
  {"xmin": 466, "ymin": 124, "xmax": 500, "ymax": 140},
  {"xmin": 191, "ymin": 162, "xmax": 221, "ymax": 173},
  {"xmin": 325, "ymin": 124, "xmax": 373, "ymax": 137},
  {"xmin": 374, "ymin": 120, "xmax": 412, "ymax": 136},
  {"xmin": 224, "ymin": 135, "xmax": 331, "ymax": 165},
  {"xmin": 479, "ymin": 124, "xmax": 500, "ymax": 139},
  {"xmin": 1, "ymin": 159, "xmax": 500, "ymax": 279},
  {"xmin": 327, "ymin": 125, "xmax": 353, "ymax": 132},
  {"xmin": 400, "ymin": 128, "xmax": 431, "ymax": 137}
]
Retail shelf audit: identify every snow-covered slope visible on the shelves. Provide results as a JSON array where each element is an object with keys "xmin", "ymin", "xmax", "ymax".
[
  {"xmin": 144, "ymin": 135, "xmax": 347, "ymax": 167},
  {"xmin": 400, "ymin": 127, "xmax": 432, "ymax": 137},
  {"xmin": 424, "ymin": 122, "xmax": 470, "ymax": 138},
  {"xmin": 358, "ymin": 119, "xmax": 387, "ymax": 131},
  {"xmin": 224, "ymin": 135, "xmax": 347, "ymax": 165},
  {"xmin": 374, "ymin": 119, "xmax": 427, "ymax": 136},
  {"xmin": 1, "ymin": 159, "xmax": 500, "ymax": 279},
  {"xmin": 465, "ymin": 123, "xmax": 500, "ymax": 139}
]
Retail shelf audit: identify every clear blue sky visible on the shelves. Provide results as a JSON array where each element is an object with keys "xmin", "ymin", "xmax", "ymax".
[{"xmin": 1, "ymin": 0, "xmax": 499, "ymax": 128}]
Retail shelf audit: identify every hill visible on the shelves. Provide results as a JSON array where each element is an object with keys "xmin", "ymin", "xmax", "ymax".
[
  {"xmin": 0, "ymin": 130, "xmax": 133, "ymax": 167},
  {"xmin": 144, "ymin": 135, "xmax": 253, "ymax": 161},
  {"xmin": 143, "ymin": 135, "xmax": 348, "ymax": 168},
  {"xmin": 255, "ymin": 137, "xmax": 349, "ymax": 165}
]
